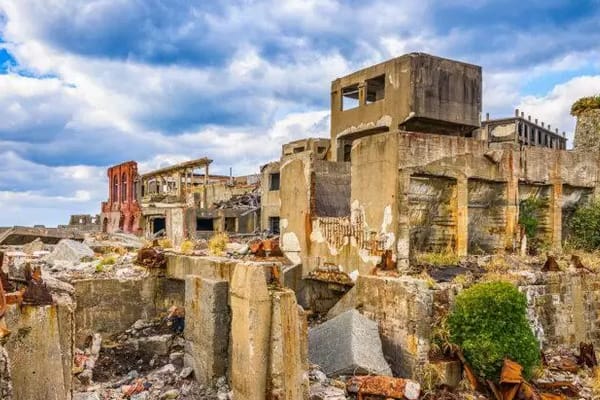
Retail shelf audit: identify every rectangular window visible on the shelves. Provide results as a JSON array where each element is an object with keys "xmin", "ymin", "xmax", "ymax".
[
  {"xmin": 293, "ymin": 146, "xmax": 305, "ymax": 153},
  {"xmin": 269, "ymin": 217, "xmax": 280, "ymax": 234},
  {"xmin": 343, "ymin": 144, "xmax": 352, "ymax": 162},
  {"xmin": 342, "ymin": 84, "xmax": 360, "ymax": 110},
  {"xmin": 538, "ymin": 130, "xmax": 542, "ymax": 144},
  {"xmin": 269, "ymin": 173, "xmax": 280, "ymax": 191},
  {"xmin": 317, "ymin": 146, "xmax": 327, "ymax": 154},
  {"xmin": 365, "ymin": 75, "xmax": 385, "ymax": 104},
  {"xmin": 225, "ymin": 217, "xmax": 236, "ymax": 232}
]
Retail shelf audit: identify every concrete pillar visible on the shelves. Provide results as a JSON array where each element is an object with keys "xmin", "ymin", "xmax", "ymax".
[
  {"xmin": 268, "ymin": 290, "xmax": 309, "ymax": 400},
  {"xmin": 230, "ymin": 264, "xmax": 272, "ymax": 399},
  {"xmin": 456, "ymin": 177, "xmax": 468, "ymax": 256},
  {"xmin": 505, "ymin": 149, "xmax": 519, "ymax": 250},
  {"xmin": 184, "ymin": 276, "xmax": 230, "ymax": 386},
  {"xmin": 550, "ymin": 180, "xmax": 563, "ymax": 250},
  {"xmin": 396, "ymin": 171, "xmax": 411, "ymax": 268}
]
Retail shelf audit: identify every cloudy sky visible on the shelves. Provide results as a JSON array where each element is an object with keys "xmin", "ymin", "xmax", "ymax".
[{"xmin": 1, "ymin": 0, "xmax": 599, "ymax": 226}]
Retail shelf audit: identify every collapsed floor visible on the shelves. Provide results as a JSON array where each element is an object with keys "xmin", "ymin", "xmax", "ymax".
[{"xmin": 2, "ymin": 234, "xmax": 600, "ymax": 399}]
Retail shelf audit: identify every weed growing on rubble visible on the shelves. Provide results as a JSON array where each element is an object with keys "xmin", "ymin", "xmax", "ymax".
[
  {"xmin": 448, "ymin": 281, "xmax": 540, "ymax": 381},
  {"xmin": 180, "ymin": 239, "xmax": 194, "ymax": 254},
  {"xmin": 416, "ymin": 251, "xmax": 460, "ymax": 266},
  {"xmin": 208, "ymin": 233, "xmax": 229, "ymax": 256},
  {"xmin": 568, "ymin": 200, "xmax": 600, "ymax": 251}
]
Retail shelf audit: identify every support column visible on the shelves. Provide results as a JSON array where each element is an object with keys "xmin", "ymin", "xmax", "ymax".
[
  {"xmin": 203, "ymin": 164, "xmax": 209, "ymax": 209},
  {"xmin": 550, "ymin": 180, "xmax": 563, "ymax": 251},
  {"xmin": 456, "ymin": 177, "xmax": 468, "ymax": 257},
  {"xmin": 184, "ymin": 276, "xmax": 230, "ymax": 386}
]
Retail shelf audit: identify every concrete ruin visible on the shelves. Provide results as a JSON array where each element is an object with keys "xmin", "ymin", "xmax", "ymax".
[{"xmin": 3, "ymin": 52, "xmax": 600, "ymax": 400}]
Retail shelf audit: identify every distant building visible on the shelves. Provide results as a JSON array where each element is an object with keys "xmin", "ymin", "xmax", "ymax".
[
  {"xmin": 100, "ymin": 161, "xmax": 141, "ymax": 234},
  {"xmin": 482, "ymin": 109, "xmax": 567, "ymax": 149}
]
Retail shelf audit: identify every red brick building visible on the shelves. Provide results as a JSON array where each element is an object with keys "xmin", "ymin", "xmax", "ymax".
[{"xmin": 100, "ymin": 161, "xmax": 141, "ymax": 234}]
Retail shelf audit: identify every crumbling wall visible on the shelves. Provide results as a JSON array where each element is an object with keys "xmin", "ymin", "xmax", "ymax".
[
  {"xmin": 73, "ymin": 277, "xmax": 157, "ymax": 346},
  {"xmin": 313, "ymin": 160, "xmax": 351, "ymax": 217},
  {"xmin": 468, "ymin": 179, "xmax": 508, "ymax": 254},
  {"xmin": 4, "ymin": 301, "xmax": 74, "ymax": 400},
  {"xmin": 561, "ymin": 185, "xmax": 593, "ymax": 242},
  {"xmin": 260, "ymin": 162, "xmax": 281, "ymax": 232},
  {"xmin": 408, "ymin": 175, "xmax": 457, "ymax": 255}
]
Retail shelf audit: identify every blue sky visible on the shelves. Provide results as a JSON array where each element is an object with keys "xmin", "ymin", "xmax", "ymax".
[{"xmin": 0, "ymin": 0, "xmax": 599, "ymax": 226}]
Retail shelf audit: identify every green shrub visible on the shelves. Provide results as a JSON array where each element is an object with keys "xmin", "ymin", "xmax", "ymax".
[
  {"xmin": 519, "ymin": 197, "xmax": 549, "ymax": 253},
  {"xmin": 448, "ymin": 281, "xmax": 540, "ymax": 381},
  {"xmin": 571, "ymin": 95, "xmax": 600, "ymax": 116},
  {"xmin": 568, "ymin": 201, "xmax": 600, "ymax": 251}
]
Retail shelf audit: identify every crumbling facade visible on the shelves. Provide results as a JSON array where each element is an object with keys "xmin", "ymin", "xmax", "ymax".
[
  {"xmin": 140, "ymin": 158, "xmax": 260, "ymax": 245},
  {"xmin": 277, "ymin": 53, "xmax": 598, "ymax": 275},
  {"xmin": 100, "ymin": 161, "xmax": 141, "ymax": 234},
  {"xmin": 482, "ymin": 109, "xmax": 568, "ymax": 149}
]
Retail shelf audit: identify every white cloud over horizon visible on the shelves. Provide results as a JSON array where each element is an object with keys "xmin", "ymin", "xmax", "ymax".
[{"xmin": 0, "ymin": 0, "xmax": 599, "ymax": 226}]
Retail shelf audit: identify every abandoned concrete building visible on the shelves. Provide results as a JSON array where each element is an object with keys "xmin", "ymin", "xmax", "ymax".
[
  {"xmin": 481, "ymin": 109, "xmax": 568, "ymax": 149},
  {"xmin": 4, "ymin": 52, "xmax": 600, "ymax": 400},
  {"xmin": 139, "ymin": 158, "xmax": 260, "ymax": 245},
  {"xmin": 100, "ymin": 161, "xmax": 142, "ymax": 234}
]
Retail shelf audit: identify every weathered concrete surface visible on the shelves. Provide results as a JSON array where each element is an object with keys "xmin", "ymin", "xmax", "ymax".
[
  {"xmin": 268, "ymin": 289, "xmax": 309, "ymax": 399},
  {"xmin": 230, "ymin": 263, "xmax": 308, "ymax": 400},
  {"xmin": 309, "ymin": 309, "xmax": 392, "ymax": 377},
  {"xmin": 184, "ymin": 276, "xmax": 230, "ymax": 386},
  {"xmin": 4, "ymin": 302, "xmax": 73, "ymax": 400},
  {"xmin": 574, "ymin": 108, "xmax": 600, "ymax": 152},
  {"xmin": 230, "ymin": 263, "xmax": 272, "ymax": 399},
  {"xmin": 0, "ymin": 344, "xmax": 12, "ymax": 399},
  {"xmin": 166, "ymin": 254, "xmax": 236, "ymax": 281},
  {"xmin": 73, "ymin": 276, "xmax": 157, "ymax": 346},
  {"xmin": 356, "ymin": 275, "xmax": 433, "ymax": 378},
  {"xmin": 46, "ymin": 238, "xmax": 95, "ymax": 264},
  {"xmin": 326, "ymin": 286, "xmax": 357, "ymax": 320}
]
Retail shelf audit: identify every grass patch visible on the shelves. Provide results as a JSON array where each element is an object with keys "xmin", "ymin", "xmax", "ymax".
[{"xmin": 416, "ymin": 251, "xmax": 460, "ymax": 266}]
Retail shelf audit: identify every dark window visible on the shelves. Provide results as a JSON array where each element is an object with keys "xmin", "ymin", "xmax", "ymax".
[
  {"xmin": 152, "ymin": 217, "xmax": 166, "ymax": 234},
  {"xmin": 530, "ymin": 129, "xmax": 535, "ymax": 143},
  {"xmin": 225, "ymin": 217, "xmax": 236, "ymax": 232},
  {"xmin": 518, "ymin": 123, "xmax": 523, "ymax": 136},
  {"xmin": 196, "ymin": 218, "xmax": 214, "ymax": 231},
  {"xmin": 121, "ymin": 172, "xmax": 127, "ymax": 202},
  {"xmin": 113, "ymin": 175, "xmax": 119, "ymax": 202},
  {"xmin": 269, "ymin": 217, "xmax": 280, "ymax": 234},
  {"xmin": 544, "ymin": 135, "xmax": 549, "ymax": 146},
  {"xmin": 269, "ymin": 173, "xmax": 280, "ymax": 191},
  {"xmin": 343, "ymin": 144, "xmax": 352, "ymax": 162},
  {"xmin": 538, "ymin": 130, "xmax": 542, "ymax": 144},
  {"xmin": 365, "ymin": 75, "xmax": 385, "ymax": 104},
  {"xmin": 341, "ymin": 84, "xmax": 359, "ymax": 110},
  {"xmin": 317, "ymin": 146, "xmax": 327, "ymax": 154},
  {"xmin": 293, "ymin": 147, "xmax": 304, "ymax": 153}
]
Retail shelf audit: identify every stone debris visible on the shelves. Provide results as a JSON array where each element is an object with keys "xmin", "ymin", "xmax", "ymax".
[
  {"xmin": 309, "ymin": 309, "xmax": 392, "ymax": 377},
  {"xmin": 22, "ymin": 238, "xmax": 45, "ymax": 255},
  {"xmin": 45, "ymin": 239, "xmax": 95, "ymax": 265}
]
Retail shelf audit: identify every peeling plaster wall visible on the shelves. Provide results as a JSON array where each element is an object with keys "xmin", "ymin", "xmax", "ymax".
[
  {"xmin": 260, "ymin": 162, "xmax": 281, "ymax": 231},
  {"xmin": 468, "ymin": 179, "xmax": 508, "ymax": 254}
]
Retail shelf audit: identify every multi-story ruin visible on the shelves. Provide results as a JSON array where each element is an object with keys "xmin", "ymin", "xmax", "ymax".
[
  {"xmin": 100, "ymin": 161, "xmax": 141, "ymax": 234},
  {"xmin": 139, "ymin": 158, "xmax": 260, "ymax": 244},
  {"xmin": 481, "ymin": 109, "xmax": 568, "ymax": 149}
]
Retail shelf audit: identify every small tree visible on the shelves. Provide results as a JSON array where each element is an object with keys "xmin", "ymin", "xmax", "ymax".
[
  {"xmin": 568, "ymin": 201, "xmax": 600, "ymax": 251},
  {"xmin": 448, "ymin": 281, "xmax": 540, "ymax": 381},
  {"xmin": 519, "ymin": 197, "xmax": 547, "ymax": 253}
]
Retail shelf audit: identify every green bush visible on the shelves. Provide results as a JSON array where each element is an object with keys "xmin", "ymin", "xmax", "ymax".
[
  {"xmin": 571, "ymin": 95, "xmax": 600, "ymax": 116},
  {"xmin": 568, "ymin": 201, "xmax": 600, "ymax": 251},
  {"xmin": 448, "ymin": 281, "xmax": 540, "ymax": 381},
  {"xmin": 519, "ymin": 197, "xmax": 549, "ymax": 253}
]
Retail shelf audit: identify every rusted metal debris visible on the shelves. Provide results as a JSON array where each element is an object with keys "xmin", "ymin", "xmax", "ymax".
[
  {"xmin": 136, "ymin": 247, "xmax": 166, "ymax": 268},
  {"xmin": 346, "ymin": 375, "xmax": 421, "ymax": 400},
  {"xmin": 375, "ymin": 250, "xmax": 395, "ymax": 271},
  {"xmin": 541, "ymin": 255, "xmax": 560, "ymax": 272},
  {"xmin": 487, "ymin": 359, "xmax": 571, "ymax": 400},
  {"xmin": 21, "ymin": 264, "xmax": 53, "ymax": 306},
  {"xmin": 249, "ymin": 238, "xmax": 283, "ymax": 257},
  {"xmin": 307, "ymin": 264, "xmax": 354, "ymax": 286},
  {"xmin": 577, "ymin": 342, "xmax": 598, "ymax": 368}
]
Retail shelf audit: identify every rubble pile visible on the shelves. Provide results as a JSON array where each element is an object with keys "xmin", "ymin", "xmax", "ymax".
[
  {"xmin": 212, "ymin": 190, "xmax": 260, "ymax": 210},
  {"xmin": 73, "ymin": 318, "xmax": 231, "ymax": 400}
]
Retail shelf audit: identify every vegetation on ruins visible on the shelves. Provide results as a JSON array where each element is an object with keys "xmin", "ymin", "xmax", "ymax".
[
  {"xmin": 448, "ymin": 281, "xmax": 540, "ymax": 381},
  {"xmin": 568, "ymin": 200, "xmax": 600, "ymax": 251},
  {"xmin": 208, "ymin": 232, "xmax": 229, "ymax": 256},
  {"xmin": 416, "ymin": 251, "xmax": 460, "ymax": 267},
  {"xmin": 519, "ymin": 197, "xmax": 548, "ymax": 253},
  {"xmin": 570, "ymin": 95, "xmax": 600, "ymax": 116}
]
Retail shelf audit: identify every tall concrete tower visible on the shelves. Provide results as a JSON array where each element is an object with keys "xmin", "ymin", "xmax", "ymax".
[{"xmin": 573, "ymin": 96, "xmax": 600, "ymax": 151}]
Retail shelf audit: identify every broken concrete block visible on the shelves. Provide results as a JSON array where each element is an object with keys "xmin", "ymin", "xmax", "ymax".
[
  {"xmin": 309, "ymin": 384, "xmax": 346, "ymax": 400},
  {"xmin": 46, "ymin": 239, "xmax": 94, "ymax": 264},
  {"xmin": 23, "ymin": 238, "xmax": 45, "ymax": 255},
  {"xmin": 309, "ymin": 309, "xmax": 392, "ymax": 377},
  {"xmin": 137, "ymin": 334, "xmax": 173, "ymax": 356},
  {"xmin": 183, "ymin": 276, "xmax": 230, "ymax": 387},
  {"xmin": 326, "ymin": 286, "xmax": 357, "ymax": 320}
]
